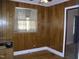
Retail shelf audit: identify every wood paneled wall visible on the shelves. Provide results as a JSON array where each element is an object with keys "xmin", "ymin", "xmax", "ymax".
[
  {"xmin": 0, "ymin": 0, "xmax": 13, "ymax": 40},
  {"xmin": 1, "ymin": 0, "xmax": 76, "ymax": 51},
  {"xmin": 48, "ymin": 0, "xmax": 76, "ymax": 51},
  {"xmin": 48, "ymin": 4, "xmax": 64, "ymax": 51},
  {"xmin": 0, "ymin": 0, "xmax": 2, "ymax": 20},
  {"xmin": 3, "ymin": 1, "xmax": 50, "ymax": 51}
]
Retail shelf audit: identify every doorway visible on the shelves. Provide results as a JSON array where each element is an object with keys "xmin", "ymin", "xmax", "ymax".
[{"xmin": 65, "ymin": 5, "xmax": 79, "ymax": 59}]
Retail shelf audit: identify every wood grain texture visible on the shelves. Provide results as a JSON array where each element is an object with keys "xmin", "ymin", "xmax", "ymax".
[
  {"xmin": 1, "ymin": 0, "xmax": 76, "ymax": 52},
  {"xmin": 0, "ymin": 0, "xmax": 2, "ymax": 20},
  {"xmin": 0, "ymin": 0, "xmax": 14, "ymax": 41},
  {"xmin": 48, "ymin": 0, "xmax": 76, "ymax": 51},
  {"xmin": 4, "ymin": 1, "xmax": 50, "ymax": 51},
  {"xmin": 48, "ymin": 4, "xmax": 64, "ymax": 51}
]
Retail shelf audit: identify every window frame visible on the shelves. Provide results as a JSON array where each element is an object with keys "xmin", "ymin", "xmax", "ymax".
[{"xmin": 14, "ymin": 7, "xmax": 38, "ymax": 33}]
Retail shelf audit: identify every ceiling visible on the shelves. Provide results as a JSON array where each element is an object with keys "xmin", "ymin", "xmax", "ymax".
[{"xmin": 11, "ymin": 0, "xmax": 69, "ymax": 7}]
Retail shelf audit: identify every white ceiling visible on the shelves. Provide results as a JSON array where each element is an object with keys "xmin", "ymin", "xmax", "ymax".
[{"xmin": 11, "ymin": 0, "xmax": 69, "ymax": 7}]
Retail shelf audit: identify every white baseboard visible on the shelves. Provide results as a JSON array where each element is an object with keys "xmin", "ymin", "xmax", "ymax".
[
  {"xmin": 14, "ymin": 47, "xmax": 64, "ymax": 57},
  {"xmin": 14, "ymin": 47, "xmax": 48, "ymax": 56},
  {"xmin": 46, "ymin": 47, "xmax": 64, "ymax": 57}
]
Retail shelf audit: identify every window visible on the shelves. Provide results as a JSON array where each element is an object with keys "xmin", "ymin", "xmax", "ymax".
[{"xmin": 15, "ymin": 7, "xmax": 37, "ymax": 32}]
